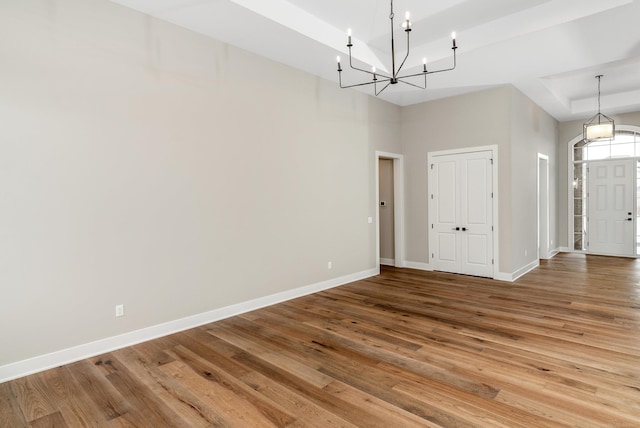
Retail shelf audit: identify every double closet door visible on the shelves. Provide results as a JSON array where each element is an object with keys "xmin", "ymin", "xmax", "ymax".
[{"xmin": 429, "ymin": 150, "xmax": 494, "ymax": 278}]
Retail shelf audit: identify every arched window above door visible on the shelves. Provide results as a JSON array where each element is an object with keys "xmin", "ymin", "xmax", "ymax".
[{"xmin": 573, "ymin": 130, "xmax": 640, "ymax": 162}]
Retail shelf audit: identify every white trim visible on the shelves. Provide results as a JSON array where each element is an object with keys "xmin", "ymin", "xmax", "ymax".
[
  {"xmin": 380, "ymin": 258, "xmax": 395, "ymax": 266},
  {"xmin": 403, "ymin": 263, "xmax": 527, "ymax": 284},
  {"xmin": 404, "ymin": 261, "xmax": 433, "ymax": 271},
  {"xmin": 494, "ymin": 259, "xmax": 540, "ymax": 282},
  {"xmin": 401, "ymin": 260, "xmax": 545, "ymax": 283},
  {"xmin": 537, "ymin": 153, "xmax": 550, "ymax": 260},
  {"xmin": 559, "ymin": 246, "xmax": 571, "ymax": 252},
  {"xmin": 427, "ymin": 145, "xmax": 499, "ymax": 278},
  {"xmin": 425, "ymin": 145, "xmax": 497, "ymax": 157},
  {"xmin": 375, "ymin": 151, "xmax": 406, "ymax": 268},
  {"xmin": 494, "ymin": 272, "xmax": 515, "ymax": 282},
  {"xmin": 512, "ymin": 259, "xmax": 540, "ymax": 281},
  {"xmin": 0, "ymin": 268, "xmax": 377, "ymax": 383},
  {"xmin": 567, "ymin": 136, "xmax": 577, "ymax": 251},
  {"xmin": 541, "ymin": 248, "xmax": 560, "ymax": 259}
]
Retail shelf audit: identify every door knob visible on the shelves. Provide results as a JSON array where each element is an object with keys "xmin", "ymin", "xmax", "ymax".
[
  {"xmin": 452, "ymin": 227, "xmax": 460, "ymax": 231},
  {"xmin": 462, "ymin": 227, "xmax": 468, "ymax": 231}
]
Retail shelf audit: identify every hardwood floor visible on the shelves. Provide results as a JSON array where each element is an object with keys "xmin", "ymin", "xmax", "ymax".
[{"xmin": 2, "ymin": 253, "xmax": 640, "ymax": 427}]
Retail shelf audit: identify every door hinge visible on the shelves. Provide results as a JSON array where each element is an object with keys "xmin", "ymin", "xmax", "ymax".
[
  {"xmin": 490, "ymin": 158, "xmax": 494, "ymax": 165},
  {"xmin": 491, "ymin": 192, "xmax": 494, "ymax": 198},
  {"xmin": 430, "ymin": 164, "xmax": 434, "ymax": 170},
  {"xmin": 432, "ymin": 253, "xmax": 435, "ymax": 259},
  {"xmin": 491, "ymin": 226, "xmax": 494, "ymax": 231},
  {"xmin": 431, "ymin": 224, "xmax": 434, "ymax": 229},
  {"xmin": 431, "ymin": 194, "xmax": 434, "ymax": 200},
  {"xmin": 492, "ymin": 259, "xmax": 494, "ymax": 265}
]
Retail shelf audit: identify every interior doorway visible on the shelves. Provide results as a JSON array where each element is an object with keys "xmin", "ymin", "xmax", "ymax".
[
  {"xmin": 378, "ymin": 158, "xmax": 395, "ymax": 266},
  {"xmin": 375, "ymin": 151, "xmax": 405, "ymax": 269}
]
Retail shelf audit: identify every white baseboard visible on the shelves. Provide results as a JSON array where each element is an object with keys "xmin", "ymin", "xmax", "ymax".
[
  {"xmin": 0, "ymin": 268, "xmax": 378, "ymax": 384},
  {"xmin": 404, "ymin": 261, "xmax": 433, "ymax": 271},
  {"xmin": 380, "ymin": 258, "xmax": 395, "ymax": 266},
  {"xmin": 559, "ymin": 246, "xmax": 571, "ymax": 253},
  {"xmin": 542, "ymin": 248, "xmax": 560, "ymax": 259},
  {"xmin": 493, "ymin": 272, "xmax": 514, "ymax": 282},
  {"xmin": 494, "ymin": 259, "xmax": 539, "ymax": 282},
  {"xmin": 512, "ymin": 259, "xmax": 540, "ymax": 281},
  {"xmin": 539, "ymin": 247, "xmax": 561, "ymax": 260},
  {"xmin": 402, "ymin": 259, "xmax": 544, "ymax": 283}
]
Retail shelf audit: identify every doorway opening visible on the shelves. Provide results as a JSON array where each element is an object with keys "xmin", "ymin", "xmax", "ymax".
[
  {"xmin": 378, "ymin": 158, "xmax": 395, "ymax": 266},
  {"xmin": 375, "ymin": 151, "xmax": 405, "ymax": 269}
]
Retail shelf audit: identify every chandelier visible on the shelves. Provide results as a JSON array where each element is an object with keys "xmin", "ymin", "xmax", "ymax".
[
  {"xmin": 583, "ymin": 75, "xmax": 615, "ymax": 141},
  {"xmin": 336, "ymin": 0, "xmax": 458, "ymax": 96}
]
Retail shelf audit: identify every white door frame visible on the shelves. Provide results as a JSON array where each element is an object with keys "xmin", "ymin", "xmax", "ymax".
[
  {"xmin": 566, "ymin": 125, "xmax": 640, "ymax": 254},
  {"xmin": 538, "ymin": 153, "xmax": 550, "ymax": 259},
  {"xmin": 375, "ymin": 151, "xmax": 405, "ymax": 269},
  {"xmin": 427, "ymin": 145, "xmax": 499, "ymax": 278}
]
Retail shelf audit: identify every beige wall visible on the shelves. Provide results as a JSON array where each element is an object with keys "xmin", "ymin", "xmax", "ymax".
[
  {"xmin": 0, "ymin": 0, "xmax": 566, "ymax": 371},
  {"xmin": 0, "ymin": 0, "xmax": 400, "ymax": 366},
  {"xmin": 509, "ymin": 88, "xmax": 559, "ymax": 269},
  {"xmin": 400, "ymin": 86, "xmax": 513, "ymax": 271},
  {"xmin": 378, "ymin": 158, "xmax": 395, "ymax": 261},
  {"xmin": 399, "ymin": 86, "xmax": 558, "ymax": 274},
  {"xmin": 557, "ymin": 112, "xmax": 640, "ymax": 248}
]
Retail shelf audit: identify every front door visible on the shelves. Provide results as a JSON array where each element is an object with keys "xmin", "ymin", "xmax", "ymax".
[
  {"xmin": 430, "ymin": 150, "xmax": 494, "ymax": 277},
  {"xmin": 588, "ymin": 159, "xmax": 635, "ymax": 256}
]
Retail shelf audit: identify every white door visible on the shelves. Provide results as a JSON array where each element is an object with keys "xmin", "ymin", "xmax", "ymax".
[
  {"xmin": 430, "ymin": 150, "xmax": 494, "ymax": 277},
  {"xmin": 588, "ymin": 159, "xmax": 635, "ymax": 256}
]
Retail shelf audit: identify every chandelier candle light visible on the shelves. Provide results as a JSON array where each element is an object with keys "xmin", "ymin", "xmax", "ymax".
[
  {"xmin": 336, "ymin": 0, "xmax": 458, "ymax": 96},
  {"xmin": 583, "ymin": 75, "xmax": 615, "ymax": 141}
]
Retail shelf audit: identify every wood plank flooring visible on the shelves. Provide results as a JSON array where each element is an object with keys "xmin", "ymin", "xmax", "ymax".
[{"xmin": 2, "ymin": 253, "xmax": 640, "ymax": 427}]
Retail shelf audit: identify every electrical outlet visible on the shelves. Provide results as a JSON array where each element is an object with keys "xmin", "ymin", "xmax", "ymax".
[
  {"xmin": 328, "ymin": 261, "xmax": 332, "ymax": 269},
  {"xmin": 115, "ymin": 304, "xmax": 124, "ymax": 317},
  {"xmin": 524, "ymin": 249, "xmax": 528, "ymax": 257},
  {"xmin": 367, "ymin": 217, "xmax": 373, "ymax": 224}
]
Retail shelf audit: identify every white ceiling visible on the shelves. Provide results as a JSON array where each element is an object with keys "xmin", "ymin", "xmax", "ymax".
[{"xmin": 110, "ymin": 0, "xmax": 640, "ymax": 121}]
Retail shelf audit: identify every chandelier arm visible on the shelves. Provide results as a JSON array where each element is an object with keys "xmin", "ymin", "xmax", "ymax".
[
  {"xmin": 395, "ymin": 30, "xmax": 411, "ymax": 76},
  {"xmin": 398, "ymin": 47, "xmax": 457, "ymax": 80},
  {"xmin": 347, "ymin": 49, "xmax": 392, "ymax": 80},
  {"xmin": 425, "ymin": 47, "xmax": 457, "ymax": 75},
  {"xmin": 339, "ymin": 77, "xmax": 392, "ymax": 90},
  {"xmin": 397, "ymin": 78, "xmax": 426, "ymax": 90},
  {"xmin": 375, "ymin": 81, "xmax": 392, "ymax": 96}
]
